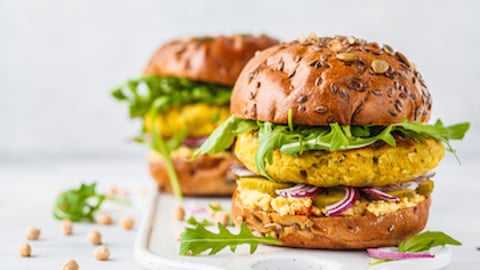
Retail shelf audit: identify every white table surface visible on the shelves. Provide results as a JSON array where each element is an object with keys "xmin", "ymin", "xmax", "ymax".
[{"xmin": 1, "ymin": 156, "xmax": 479, "ymax": 269}]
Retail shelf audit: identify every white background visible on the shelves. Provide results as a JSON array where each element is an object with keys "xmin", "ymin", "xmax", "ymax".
[{"xmin": 1, "ymin": 0, "xmax": 479, "ymax": 162}]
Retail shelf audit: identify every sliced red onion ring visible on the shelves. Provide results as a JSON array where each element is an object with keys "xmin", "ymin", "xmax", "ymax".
[
  {"xmin": 276, "ymin": 184, "xmax": 321, "ymax": 198},
  {"xmin": 367, "ymin": 247, "xmax": 435, "ymax": 259},
  {"xmin": 381, "ymin": 181, "xmax": 419, "ymax": 192},
  {"xmin": 362, "ymin": 187, "xmax": 400, "ymax": 202},
  {"xmin": 230, "ymin": 165, "xmax": 260, "ymax": 178},
  {"xmin": 379, "ymin": 172, "xmax": 435, "ymax": 192},
  {"xmin": 326, "ymin": 187, "xmax": 360, "ymax": 216},
  {"xmin": 182, "ymin": 137, "xmax": 208, "ymax": 148},
  {"xmin": 411, "ymin": 171, "xmax": 436, "ymax": 183},
  {"xmin": 188, "ymin": 207, "xmax": 207, "ymax": 215}
]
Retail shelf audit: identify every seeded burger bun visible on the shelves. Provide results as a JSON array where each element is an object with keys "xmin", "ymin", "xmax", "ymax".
[
  {"xmin": 229, "ymin": 35, "xmax": 444, "ymax": 248},
  {"xmin": 146, "ymin": 34, "xmax": 278, "ymax": 195},
  {"xmin": 145, "ymin": 35, "xmax": 279, "ymax": 85}
]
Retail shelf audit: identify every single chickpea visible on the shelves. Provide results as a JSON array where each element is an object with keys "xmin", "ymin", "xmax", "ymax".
[
  {"xmin": 208, "ymin": 201, "xmax": 221, "ymax": 217},
  {"xmin": 19, "ymin": 242, "xmax": 31, "ymax": 257},
  {"xmin": 120, "ymin": 216, "xmax": 134, "ymax": 230},
  {"xmin": 212, "ymin": 211, "xmax": 230, "ymax": 226},
  {"xmin": 96, "ymin": 212, "xmax": 113, "ymax": 225},
  {"xmin": 173, "ymin": 206, "xmax": 185, "ymax": 221},
  {"xmin": 87, "ymin": 230, "xmax": 102, "ymax": 245},
  {"xmin": 61, "ymin": 219, "xmax": 73, "ymax": 235},
  {"xmin": 107, "ymin": 186, "xmax": 117, "ymax": 197},
  {"xmin": 234, "ymin": 215, "xmax": 244, "ymax": 227},
  {"xmin": 61, "ymin": 259, "xmax": 79, "ymax": 270},
  {"xmin": 118, "ymin": 188, "xmax": 129, "ymax": 198},
  {"xmin": 93, "ymin": 245, "xmax": 110, "ymax": 260},
  {"xmin": 139, "ymin": 186, "xmax": 149, "ymax": 196},
  {"xmin": 25, "ymin": 227, "xmax": 41, "ymax": 240}
]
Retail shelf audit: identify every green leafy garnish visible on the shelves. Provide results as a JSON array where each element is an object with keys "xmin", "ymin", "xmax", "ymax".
[
  {"xmin": 192, "ymin": 115, "xmax": 257, "ymax": 160},
  {"xmin": 149, "ymin": 105, "xmax": 182, "ymax": 200},
  {"xmin": 186, "ymin": 216, "xmax": 213, "ymax": 227},
  {"xmin": 53, "ymin": 183, "xmax": 106, "ymax": 222},
  {"xmin": 111, "ymin": 75, "xmax": 231, "ymax": 119},
  {"xmin": 179, "ymin": 222, "xmax": 282, "ymax": 256},
  {"xmin": 194, "ymin": 116, "xmax": 470, "ymax": 178},
  {"xmin": 398, "ymin": 231, "xmax": 462, "ymax": 253}
]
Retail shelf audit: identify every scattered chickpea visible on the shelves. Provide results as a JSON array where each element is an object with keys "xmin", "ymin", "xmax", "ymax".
[
  {"xmin": 25, "ymin": 227, "xmax": 41, "ymax": 240},
  {"xmin": 212, "ymin": 211, "xmax": 230, "ymax": 226},
  {"xmin": 173, "ymin": 206, "xmax": 185, "ymax": 221},
  {"xmin": 139, "ymin": 186, "xmax": 149, "ymax": 196},
  {"xmin": 208, "ymin": 201, "xmax": 221, "ymax": 217},
  {"xmin": 234, "ymin": 216, "xmax": 244, "ymax": 227},
  {"xmin": 61, "ymin": 219, "xmax": 73, "ymax": 235},
  {"xmin": 118, "ymin": 188, "xmax": 129, "ymax": 198},
  {"xmin": 61, "ymin": 259, "xmax": 79, "ymax": 270},
  {"xmin": 19, "ymin": 242, "xmax": 31, "ymax": 257},
  {"xmin": 107, "ymin": 186, "xmax": 117, "ymax": 197},
  {"xmin": 87, "ymin": 230, "xmax": 102, "ymax": 245},
  {"xmin": 93, "ymin": 245, "xmax": 110, "ymax": 261},
  {"xmin": 96, "ymin": 212, "xmax": 113, "ymax": 225},
  {"xmin": 120, "ymin": 216, "xmax": 134, "ymax": 230}
]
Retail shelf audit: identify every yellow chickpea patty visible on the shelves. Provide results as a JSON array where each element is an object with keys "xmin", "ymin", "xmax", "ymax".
[
  {"xmin": 234, "ymin": 132, "xmax": 445, "ymax": 187},
  {"xmin": 144, "ymin": 104, "xmax": 230, "ymax": 138}
]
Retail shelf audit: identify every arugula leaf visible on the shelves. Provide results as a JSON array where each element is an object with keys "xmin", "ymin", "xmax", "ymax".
[
  {"xmin": 53, "ymin": 183, "xmax": 106, "ymax": 222},
  {"xmin": 149, "ymin": 105, "xmax": 182, "ymax": 200},
  {"xmin": 111, "ymin": 75, "xmax": 232, "ymax": 119},
  {"xmin": 179, "ymin": 222, "xmax": 282, "ymax": 256},
  {"xmin": 192, "ymin": 116, "xmax": 257, "ymax": 159},
  {"xmin": 398, "ymin": 231, "xmax": 462, "ymax": 253},
  {"xmin": 255, "ymin": 122, "xmax": 294, "ymax": 177},
  {"xmin": 394, "ymin": 119, "xmax": 470, "ymax": 161},
  {"xmin": 186, "ymin": 216, "xmax": 213, "ymax": 227}
]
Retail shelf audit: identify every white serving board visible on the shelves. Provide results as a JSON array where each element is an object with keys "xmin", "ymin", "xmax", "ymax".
[{"xmin": 134, "ymin": 192, "xmax": 451, "ymax": 270}]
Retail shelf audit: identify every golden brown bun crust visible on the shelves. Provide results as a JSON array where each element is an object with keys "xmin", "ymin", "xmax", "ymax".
[
  {"xmin": 144, "ymin": 35, "xmax": 279, "ymax": 85},
  {"xmin": 232, "ymin": 190, "xmax": 431, "ymax": 249},
  {"xmin": 149, "ymin": 153, "xmax": 239, "ymax": 196},
  {"xmin": 231, "ymin": 35, "xmax": 432, "ymax": 125}
]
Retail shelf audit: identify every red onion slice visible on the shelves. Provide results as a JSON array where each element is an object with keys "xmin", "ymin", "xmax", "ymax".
[
  {"xmin": 325, "ymin": 187, "xmax": 360, "ymax": 216},
  {"xmin": 276, "ymin": 184, "xmax": 321, "ymax": 198},
  {"xmin": 362, "ymin": 187, "xmax": 400, "ymax": 202},
  {"xmin": 230, "ymin": 165, "xmax": 260, "ymax": 178},
  {"xmin": 379, "ymin": 171, "xmax": 435, "ymax": 192},
  {"xmin": 367, "ymin": 247, "xmax": 435, "ymax": 259},
  {"xmin": 182, "ymin": 137, "xmax": 208, "ymax": 148},
  {"xmin": 187, "ymin": 207, "xmax": 207, "ymax": 215},
  {"xmin": 411, "ymin": 171, "xmax": 436, "ymax": 183}
]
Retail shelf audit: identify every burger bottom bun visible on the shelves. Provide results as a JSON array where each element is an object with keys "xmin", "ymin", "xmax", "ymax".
[
  {"xmin": 149, "ymin": 153, "xmax": 238, "ymax": 196},
  {"xmin": 232, "ymin": 190, "xmax": 431, "ymax": 249}
]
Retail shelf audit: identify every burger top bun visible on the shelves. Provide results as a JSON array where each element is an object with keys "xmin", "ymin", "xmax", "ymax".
[
  {"xmin": 231, "ymin": 34, "xmax": 432, "ymax": 126},
  {"xmin": 144, "ymin": 34, "xmax": 278, "ymax": 86}
]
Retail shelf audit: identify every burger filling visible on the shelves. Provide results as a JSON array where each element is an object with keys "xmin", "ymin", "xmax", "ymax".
[
  {"xmin": 194, "ymin": 115, "xmax": 467, "ymax": 214},
  {"xmin": 236, "ymin": 176, "xmax": 433, "ymax": 217},
  {"xmin": 112, "ymin": 75, "xmax": 233, "ymax": 198},
  {"xmin": 144, "ymin": 104, "xmax": 230, "ymax": 139},
  {"xmin": 112, "ymin": 75, "xmax": 232, "ymax": 150}
]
